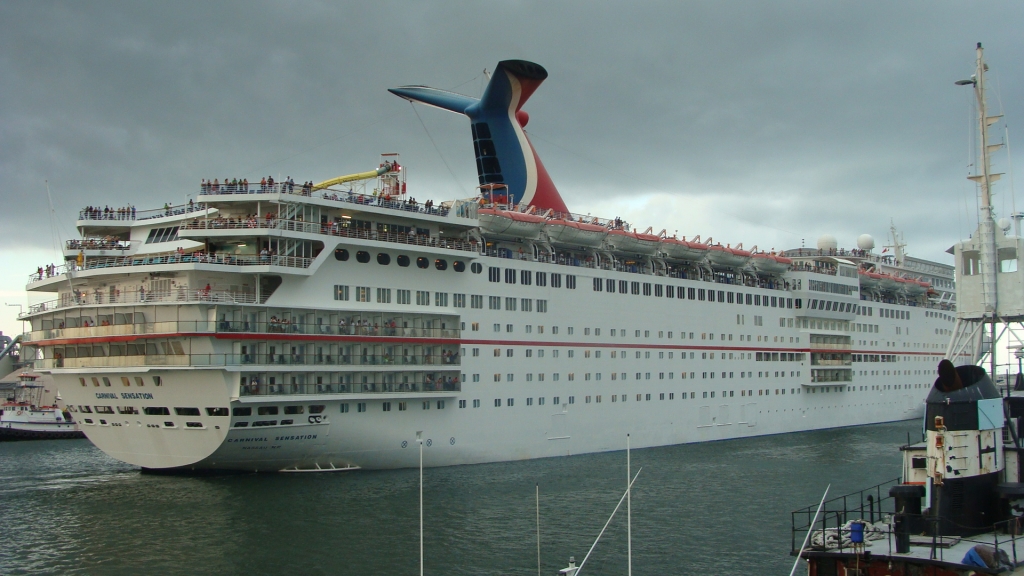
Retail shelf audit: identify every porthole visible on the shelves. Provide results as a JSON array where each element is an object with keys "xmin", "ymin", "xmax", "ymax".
[
  {"xmin": 377, "ymin": 253, "xmax": 390, "ymax": 265},
  {"xmin": 435, "ymin": 259, "xmax": 448, "ymax": 271},
  {"xmin": 416, "ymin": 257, "xmax": 429, "ymax": 269},
  {"xmin": 397, "ymin": 255, "xmax": 410, "ymax": 267},
  {"xmin": 356, "ymin": 251, "xmax": 370, "ymax": 263},
  {"xmin": 453, "ymin": 261, "xmax": 465, "ymax": 273},
  {"xmin": 471, "ymin": 262, "xmax": 483, "ymax": 274},
  {"xmin": 334, "ymin": 248, "xmax": 349, "ymax": 261}
]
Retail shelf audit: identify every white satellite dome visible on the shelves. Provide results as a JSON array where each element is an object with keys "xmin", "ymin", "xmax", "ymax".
[
  {"xmin": 857, "ymin": 234, "xmax": 875, "ymax": 251},
  {"xmin": 816, "ymin": 234, "xmax": 838, "ymax": 251},
  {"xmin": 998, "ymin": 218, "xmax": 1012, "ymax": 231}
]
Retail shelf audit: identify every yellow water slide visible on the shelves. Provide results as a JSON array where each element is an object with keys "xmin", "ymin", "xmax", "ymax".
[{"xmin": 312, "ymin": 164, "xmax": 395, "ymax": 191}]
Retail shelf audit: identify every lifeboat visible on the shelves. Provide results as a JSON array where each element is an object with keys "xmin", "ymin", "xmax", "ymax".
[
  {"xmin": 544, "ymin": 219, "xmax": 608, "ymax": 247},
  {"xmin": 858, "ymin": 270, "xmax": 883, "ymax": 289},
  {"xmin": 477, "ymin": 208, "xmax": 545, "ymax": 239},
  {"xmin": 706, "ymin": 244, "xmax": 752, "ymax": 268},
  {"xmin": 905, "ymin": 279, "xmax": 930, "ymax": 296},
  {"xmin": 660, "ymin": 237, "xmax": 710, "ymax": 261},
  {"xmin": 606, "ymin": 229, "xmax": 661, "ymax": 255},
  {"xmin": 750, "ymin": 253, "xmax": 793, "ymax": 274},
  {"xmin": 879, "ymin": 274, "xmax": 899, "ymax": 292}
]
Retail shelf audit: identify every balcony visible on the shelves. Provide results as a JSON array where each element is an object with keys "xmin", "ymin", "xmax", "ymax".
[
  {"xmin": 38, "ymin": 351, "xmax": 461, "ymax": 370},
  {"xmin": 26, "ymin": 289, "xmax": 265, "ymax": 317},
  {"xmin": 27, "ymin": 252, "xmax": 313, "ymax": 285},
  {"xmin": 28, "ymin": 316, "xmax": 460, "ymax": 343},
  {"xmin": 197, "ymin": 182, "xmax": 455, "ymax": 218},
  {"xmin": 78, "ymin": 202, "xmax": 207, "ymax": 222},
  {"xmin": 178, "ymin": 217, "xmax": 478, "ymax": 253}
]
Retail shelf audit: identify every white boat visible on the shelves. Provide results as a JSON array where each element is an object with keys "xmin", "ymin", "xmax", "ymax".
[
  {"xmin": 706, "ymin": 244, "xmax": 752, "ymax": 268},
  {"xmin": 750, "ymin": 253, "xmax": 793, "ymax": 274},
  {"xmin": 17, "ymin": 59, "xmax": 959, "ymax": 473},
  {"xmin": 478, "ymin": 208, "xmax": 546, "ymax": 239},
  {"xmin": 605, "ymin": 229, "xmax": 661, "ymax": 255},
  {"xmin": 659, "ymin": 237, "xmax": 709, "ymax": 262},
  {"xmin": 544, "ymin": 219, "xmax": 608, "ymax": 247},
  {"xmin": 0, "ymin": 373, "xmax": 83, "ymax": 440}
]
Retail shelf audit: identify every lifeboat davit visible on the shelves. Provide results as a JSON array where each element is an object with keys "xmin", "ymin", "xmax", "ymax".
[
  {"xmin": 750, "ymin": 253, "xmax": 793, "ymax": 274},
  {"xmin": 660, "ymin": 237, "xmax": 710, "ymax": 261},
  {"xmin": 544, "ymin": 219, "xmax": 608, "ymax": 247},
  {"xmin": 606, "ymin": 229, "xmax": 661, "ymax": 255},
  {"xmin": 477, "ymin": 208, "xmax": 545, "ymax": 239},
  {"xmin": 858, "ymin": 270, "xmax": 883, "ymax": 289},
  {"xmin": 905, "ymin": 279, "xmax": 930, "ymax": 296},
  {"xmin": 706, "ymin": 244, "xmax": 752, "ymax": 268}
]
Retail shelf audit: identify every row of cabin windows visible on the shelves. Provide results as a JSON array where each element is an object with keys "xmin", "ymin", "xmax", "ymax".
[
  {"xmin": 488, "ymin": 267, "xmax": 576, "ymax": 289},
  {"xmin": 591, "ymin": 280, "xmax": 797, "ymax": 309}
]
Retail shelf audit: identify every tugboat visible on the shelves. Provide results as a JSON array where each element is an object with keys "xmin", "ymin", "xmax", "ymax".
[
  {"xmin": 790, "ymin": 42, "xmax": 1024, "ymax": 576},
  {"xmin": 0, "ymin": 373, "xmax": 83, "ymax": 440}
]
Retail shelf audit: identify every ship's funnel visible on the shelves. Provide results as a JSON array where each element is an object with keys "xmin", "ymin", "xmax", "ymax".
[{"xmin": 390, "ymin": 60, "xmax": 569, "ymax": 213}]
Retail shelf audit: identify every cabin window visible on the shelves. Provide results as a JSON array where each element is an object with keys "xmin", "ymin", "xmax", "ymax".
[{"xmin": 999, "ymin": 247, "xmax": 1018, "ymax": 273}]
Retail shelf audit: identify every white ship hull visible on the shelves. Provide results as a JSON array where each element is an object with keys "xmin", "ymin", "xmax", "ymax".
[{"xmin": 40, "ymin": 251, "xmax": 951, "ymax": 471}]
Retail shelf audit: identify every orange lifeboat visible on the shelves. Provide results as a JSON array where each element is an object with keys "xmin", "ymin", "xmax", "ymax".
[
  {"xmin": 750, "ymin": 252, "xmax": 793, "ymax": 274},
  {"xmin": 478, "ymin": 208, "xmax": 545, "ymax": 239},
  {"xmin": 544, "ymin": 219, "xmax": 608, "ymax": 247},
  {"xmin": 606, "ymin": 229, "xmax": 661, "ymax": 255},
  {"xmin": 660, "ymin": 236, "xmax": 710, "ymax": 261},
  {"xmin": 706, "ymin": 244, "xmax": 752, "ymax": 268}
]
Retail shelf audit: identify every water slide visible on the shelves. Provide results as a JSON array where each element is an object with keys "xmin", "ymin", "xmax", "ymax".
[{"xmin": 312, "ymin": 164, "xmax": 395, "ymax": 191}]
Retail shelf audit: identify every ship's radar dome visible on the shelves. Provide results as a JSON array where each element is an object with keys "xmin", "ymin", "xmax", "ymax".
[
  {"xmin": 817, "ymin": 234, "xmax": 838, "ymax": 251},
  {"xmin": 857, "ymin": 234, "xmax": 875, "ymax": 251},
  {"xmin": 999, "ymin": 218, "xmax": 1011, "ymax": 231}
]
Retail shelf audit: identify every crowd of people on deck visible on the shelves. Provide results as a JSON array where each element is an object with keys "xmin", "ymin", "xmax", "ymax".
[
  {"xmin": 66, "ymin": 236, "xmax": 130, "ymax": 251},
  {"xmin": 80, "ymin": 205, "xmax": 136, "ymax": 220}
]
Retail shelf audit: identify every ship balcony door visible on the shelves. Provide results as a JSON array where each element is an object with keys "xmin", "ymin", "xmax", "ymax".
[
  {"xmin": 547, "ymin": 409, "xmax": 569, "ymax": 440},
  {"xmin": 739, "ymin": 403, "xmax": 757, "ymax": 428}
]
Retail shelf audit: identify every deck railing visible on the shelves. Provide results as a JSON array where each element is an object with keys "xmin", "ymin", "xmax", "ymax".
[
  {"xmin": 39, "ymin": 351, "xmax": 461, "ymax": 370},
  {"xmin": 78, "ymin": 202, "xmax": 207, "ymax": 222},
  {"xmin": 27, "ymin": 253, "xmax": 312, "ymax": 284},
  {"xmin": 197, "ymin": 183, "xmax": 453, "ymax": 217},
  {"xmin": 179, "ymin": 217, "xmax": 478, "ymax": 253},
  {"xmin": 27, "ymin": 319, "xmax": 460, "ymax": 342}
]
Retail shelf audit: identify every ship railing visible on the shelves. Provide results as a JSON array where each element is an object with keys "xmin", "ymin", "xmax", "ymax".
[
  {"xmin": 27, "ymin": 319, "xmax": 460, "ymax": 342},
  {"xmin": 27, "ymin": 253, "xmax": 313, "ymax": 284},
  {"xmin": 792, "ymin": 482, "xmax": 1023, "ymax": 565},
  {"xmin": 238, "ymin": 378, "xmax": 461, "ymax": 397},
  {"xmin": 179, "ymin": 217, "xmax": 478, "ymax": 253},
  {"xmin": 24, "ymin": 290, "xmax": 264, "ymax": 317},
  {"xmin": 37, "ymin": 352, "xmax": 461, "ymax": 370},
  {"xmin": 809, "ymin": 343, "xmax": 853, "ymax": 350},
  {"xmin": 77, "ymin": 202, "xmax": 207, "ymax": 222},
  {"xmin": 197, "ymin": 183, "xmax": 452, "ymax": 217},
  {"xmin": 65, "ymin": 239, "xmax": 134, "ymax": 252},
  {"xmin": 809, "ymin": 370, "xmax": 853, "ymax": 383},
  {"xmin": 809, "ymin": 359, "xmax": 851, "ymax": 367}
]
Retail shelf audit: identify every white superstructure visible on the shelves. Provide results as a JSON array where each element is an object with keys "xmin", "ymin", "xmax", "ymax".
[{"xmin": 18, "ymin": 61, "xmax": 962, "ymax": 472}]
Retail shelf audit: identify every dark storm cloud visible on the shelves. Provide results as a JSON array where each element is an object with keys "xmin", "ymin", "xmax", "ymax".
[{"xmin": 2, "ymin": 1, "xmax": 1023, "ymax": 264}]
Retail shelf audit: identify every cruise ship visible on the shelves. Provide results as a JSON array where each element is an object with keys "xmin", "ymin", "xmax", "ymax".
[{"xmin": 20, "ymin": 60, "xmax": 960, "ymax": 472}]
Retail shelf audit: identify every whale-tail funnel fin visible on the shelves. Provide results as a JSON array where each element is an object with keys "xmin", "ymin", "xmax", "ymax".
[
  {"xmin": 387, "ymin": 86, "xmax": 477, "ymax": 115},
  {"xmin": 390, "ymin": 60, "xmax": 568, "ymax": 214}
]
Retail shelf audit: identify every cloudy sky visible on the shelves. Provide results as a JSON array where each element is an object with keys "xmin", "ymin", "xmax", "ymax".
[{"xmin": 1, "ymin": 1, "xmax": 1022, "ymax": 336}]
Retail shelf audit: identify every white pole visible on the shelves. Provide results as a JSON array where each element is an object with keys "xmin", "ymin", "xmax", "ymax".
[
  {"xmin": 789, "ymin": 485, "xmax": 830, "ymax": 576},
  {"xmin": 575, "ymin": 468, "xmax": 642, "ymax": 576},
  {"xmin": 627, "ymin": 434, "xmax": 632, "ymax": 576},
  {"xmin": 418, "ymin": 431, "xmax": 424, "ymax": 576},
  {"xmin": 536, "ymin": 483, "xmax": 541, "ymax": 576}
]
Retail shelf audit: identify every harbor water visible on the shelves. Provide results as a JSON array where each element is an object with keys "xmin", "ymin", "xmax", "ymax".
[{"xmin": 0, "ymin": 420, "xmax": 918, "ymax": 575}]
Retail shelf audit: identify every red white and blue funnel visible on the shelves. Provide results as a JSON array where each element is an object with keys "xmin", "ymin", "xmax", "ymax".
[{"xmin": 389, "ymin": 60, "xmax": 569, "ymax": 213}]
